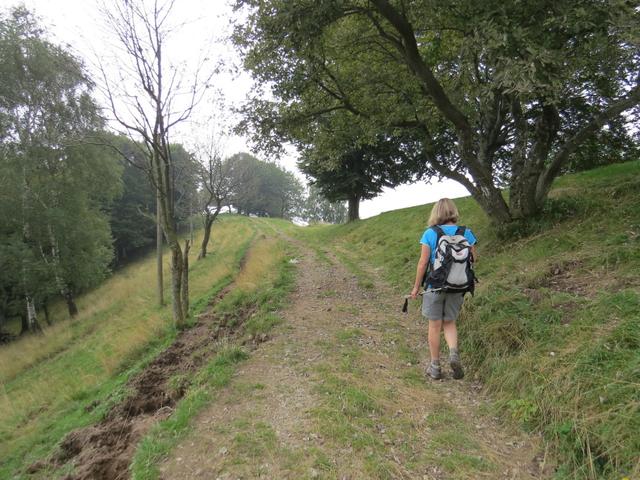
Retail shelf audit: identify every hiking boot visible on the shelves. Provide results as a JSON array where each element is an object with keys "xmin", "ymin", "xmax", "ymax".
[
  {"xmin": 449, "ymin": 351, "xmax": 464, "ymax": 380},
  {"xmin": 426, "ymin": 362, "xmax": 442, "ymax": 380}
]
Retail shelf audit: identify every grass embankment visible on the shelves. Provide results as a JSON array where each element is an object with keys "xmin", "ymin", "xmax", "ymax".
[
  {"xmin": 130, "ymin": 223, "xmax": 296, "ymax": 480},
  {"xmin": 296, "ymin": 161, "xmax": 640, "ymax": 479},
  {"xmin": 0, "ymin": 216, "xmax": 256, "ymax": 478}
]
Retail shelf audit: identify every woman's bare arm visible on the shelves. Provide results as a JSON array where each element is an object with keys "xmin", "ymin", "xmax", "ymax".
[{"xmin": 411, "ymin": 244, "xmax": 430, "ymax": 298}]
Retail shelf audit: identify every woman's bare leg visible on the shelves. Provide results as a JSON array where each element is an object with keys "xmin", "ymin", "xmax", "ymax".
[
  {"xmin": 428, "ymin": 319, "xmax": 443, "ymax": 361},
  {"xmin": 442, "ymin": 320, "xmax": 458, "ymax": 350}
]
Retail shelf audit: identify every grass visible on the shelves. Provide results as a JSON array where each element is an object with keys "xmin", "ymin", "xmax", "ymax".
[
  {"xmin": 0, "ymin": 215, "xmax": 256, "ymax": 479},
  {"xmin": 129, "ymin": 224, "xmax": 297, "ymax": 480},
  {"xmin": 308, "ymin": 330, "xmax": 496, "ymax": 479},
  {"xmin": 129, "ymin": 345, "xmax": 250, "ymax": 480},
  {"xmin": 293, "ymin": 160, "xmax": 640, "ymax": 479}
]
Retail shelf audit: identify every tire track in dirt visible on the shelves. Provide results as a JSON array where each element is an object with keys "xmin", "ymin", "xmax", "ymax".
[{"xmin": 159, "ymin": 239, "xmax": 552, "ymax": 479}]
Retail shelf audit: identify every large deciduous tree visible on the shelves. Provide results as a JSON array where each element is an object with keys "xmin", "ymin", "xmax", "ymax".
[
  {"xmin": 299, "ymin": 128, "xmax": 424, "ymax": 221},
  {"xmin": 194, "ymin": 136, "xmax": 244, "ymax": 260},
  {"xmin": 234, "ymin": 0, "xmax": 640, "ymax": 224}
]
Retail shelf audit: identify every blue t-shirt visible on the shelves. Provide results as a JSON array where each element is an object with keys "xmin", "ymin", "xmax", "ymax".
[{"xmin": 420, "ymin": 224, "xmax": 477, "ymax": 265}]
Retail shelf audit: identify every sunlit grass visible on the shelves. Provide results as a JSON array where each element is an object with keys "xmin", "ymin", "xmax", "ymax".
[
  {"xmin": 130, "ymin": 227, "xmax": 296, "ymax": 480},
  {"xmin": 234, "ymin": 235, "xmax": 283, "ymax": 291},
  {"xmin": 0, "ymin": 215, "xmax": 255, "ymax": 476}
]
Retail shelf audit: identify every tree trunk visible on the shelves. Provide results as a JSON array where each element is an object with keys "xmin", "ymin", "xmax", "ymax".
[
  {"xmin": 20, "ymin": 313, "xmax": 29, "ymax": 335},
  {"xmin": 169, "ymin": 240, "xmax": 186, "ymax": 328},
  {"xmin": 65, "ymin": 291, "xmax": 78, "ymax": 318},
  {"xmin": 156, "ymin": 190, "xmax": 164, "ymax": 306},
  {"xmin": 43, "ymin": 301, "xmax": 52, "ymax": 326},
  {"xmin": 198, "ymin": 216, "xmax": 213, "ymax": 260},
  {"xmin": 468, "ymin": 184, "xmax": 512, "ymax": 224},
  {"xmin": 347, "ymin": 195, "xmax": 360, "ymax": 222},
  {"xmin": 198, "ymin": 205, "xmax": 221, "ymax": 260},
  {"xmin": 181, "ymin": 240, "xmax": 190, "ymax": 320},
  {"xmin": 25, "ymin": 296, "xmax": 41, "ymax": 333}
]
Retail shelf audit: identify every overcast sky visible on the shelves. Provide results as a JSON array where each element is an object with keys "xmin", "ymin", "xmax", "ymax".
[{"xmin": 2, "ymin": 0, "xmax": 470, "ymax": 219}]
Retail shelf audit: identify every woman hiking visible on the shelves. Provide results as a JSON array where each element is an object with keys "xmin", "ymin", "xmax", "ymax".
[{"xmin": 410, "ymin": 198, "xmax": 477, "ymax": 380}]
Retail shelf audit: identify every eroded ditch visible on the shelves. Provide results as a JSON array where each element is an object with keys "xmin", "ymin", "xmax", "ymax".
[{"xmin": 28, "ymin": 249, "xmax": 268, "ymax": 480}]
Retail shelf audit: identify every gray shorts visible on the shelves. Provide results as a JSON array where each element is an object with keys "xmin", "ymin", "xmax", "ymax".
[{"xmin": 422, "ymin": 291, "xmax": 465, "ymax": 321}]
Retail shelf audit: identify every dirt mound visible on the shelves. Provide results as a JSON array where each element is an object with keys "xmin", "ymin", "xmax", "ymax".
[{"xmin": 33, "ymin": 282, "xmax": 254, "ymax": 479}]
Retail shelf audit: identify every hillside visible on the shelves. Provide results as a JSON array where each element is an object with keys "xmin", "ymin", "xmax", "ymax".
[
  {"xmin": 295, "ymin": 160, "xmax": 640, "ymax": 478},
  {"xmin": 0, "ymin": 216, "xmax": 276, "ymax": 477},
  {"xmin": 1, "ymin": 161, "xmax": 638, "ymax": 480}
]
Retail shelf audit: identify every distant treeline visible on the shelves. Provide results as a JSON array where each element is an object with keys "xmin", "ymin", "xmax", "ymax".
[{"xmin": 0, "ymin": 8, "xmax": 345, "ymax": 336}]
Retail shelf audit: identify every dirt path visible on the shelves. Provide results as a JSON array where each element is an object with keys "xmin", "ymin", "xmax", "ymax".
[{"xmin": 159, "ymin": 241, "xmax": 551, "ymax": 479}]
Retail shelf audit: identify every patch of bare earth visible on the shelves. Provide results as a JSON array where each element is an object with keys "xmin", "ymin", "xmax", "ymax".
[
  {"xmin": 31, "ymin": 276, "xmax": 254, "ymax": 480},
  {"xmin": 160, "ymin": 242, "xmax": 552, "ymax": 479}
]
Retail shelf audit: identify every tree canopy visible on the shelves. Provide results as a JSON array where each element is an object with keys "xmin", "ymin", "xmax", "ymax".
[
  {"xmin": 229, "ymin": 153, "xmax": 304, "ymax": 219},
  {"xmin": 234, "ymin": 0, "xmax": 640, "ymax": 223},
  {"xmin": 0, "ymin": 7, "xmax": 121, "ymax": 326}
]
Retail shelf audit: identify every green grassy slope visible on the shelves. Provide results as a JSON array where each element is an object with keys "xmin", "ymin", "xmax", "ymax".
[
  {"xmin": 296, "ymin": 161, "xmax": 640, "ymax": 479},
  {"xmin": 0, "ymin": 216, "xmax": 257, "ymax": 478}
]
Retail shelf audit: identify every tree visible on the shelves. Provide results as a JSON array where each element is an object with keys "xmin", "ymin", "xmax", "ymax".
[
  {"xmin": 108, "ymin": 136, "xmax": 157, "ymax": 265},
  {"xmin": 0, "ymin": 7, "xmax": 121, "ymax": 326},
  {"xmin": 170, "ymin": 143, "xmax": 200, "ymax": 236},
  {"xmin": 303, "ymin": 186, "xmax": 346, "ymax": 224},
  {"xmin": 195, "ymin": 138, "xmax": 240, "ymax": 259},
  {"xmin": 234, "ymin": 0, "xmax": 640, "ymax": 224},
  {"xmin": 101, "ymin": 0, "xmax": 211, "ymax": 327},
  {"xmin": 299, "ymin": 128, "xmax": 424, "ymax": 221},
  {"xmin": 229, "ymin": 153, "xmax": 304, "ymax": 219}
]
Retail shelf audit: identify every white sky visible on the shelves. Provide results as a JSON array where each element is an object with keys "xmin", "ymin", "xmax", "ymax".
[{"xmin": 2, "ymin": 0, "xmax": 470, "ymax": 218}]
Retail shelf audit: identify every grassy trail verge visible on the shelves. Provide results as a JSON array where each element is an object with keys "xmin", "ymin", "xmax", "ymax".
[{"xmin": 130, "ymin": 225, "xmax": 296, "ymax": 480}]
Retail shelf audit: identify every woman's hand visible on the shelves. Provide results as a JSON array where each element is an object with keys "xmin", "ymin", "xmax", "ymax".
[{"xmin": 410, "ymin": 286, "xmax": 420, "ymax": 299}]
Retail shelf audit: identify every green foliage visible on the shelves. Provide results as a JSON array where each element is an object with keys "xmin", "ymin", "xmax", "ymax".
[
  {"xmin": 229, "ymin": 152, "xmax": 304, "ymax": 219},
  {"xmin": 298, "ymin": 161, "xmax": 640, "ymax": 478},
  {"xmin": 108, "ymin": 136, "xmax": 156, "ymax": 264},
  {"xmin": 303, "ymin": 185, "xmax": 346, "ymax": 224},
  {"xmin": 0, "ymin": 6, "xmax": 122, "ymax": 322},
  {"xmin": 235, "ymin": 0, "xmax": 640, "ymax": 223},
  {"xmin": 298, "ymin": 130, "xmax": 425, "ymax": 219}
]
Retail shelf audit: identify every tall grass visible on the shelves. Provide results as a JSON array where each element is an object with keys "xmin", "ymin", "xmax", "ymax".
[
  {"xmin": 0, "ymin": 216, "xmax": 255, "ymax": 477},
  {"xmin": 296, "ymin": 161, "xmax": 640, "ymax": 479}
]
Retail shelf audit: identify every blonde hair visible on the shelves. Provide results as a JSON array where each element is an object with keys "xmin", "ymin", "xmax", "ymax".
[{"xmin": 428, "ymin": 198, "xmax": 459, "ymax": 226}]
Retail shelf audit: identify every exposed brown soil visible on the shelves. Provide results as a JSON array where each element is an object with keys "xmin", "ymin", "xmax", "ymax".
[
  {"xmin": 32, "ymin": 272, "xmax": 253, "ymax": 480},
  {"xmin": 545, "ymin": 260, "xmax": 589, "ymax": 295}
]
